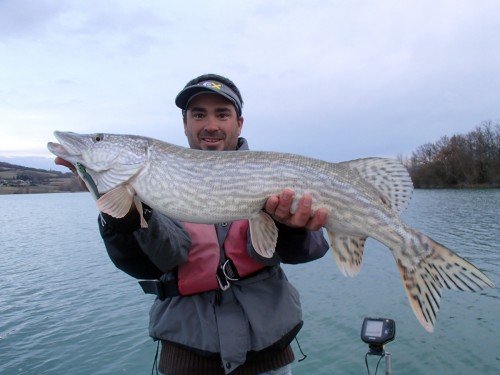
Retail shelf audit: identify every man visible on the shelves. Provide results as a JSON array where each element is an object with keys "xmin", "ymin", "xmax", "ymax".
[{"xmin": 56, "ymin": 74, "xmax": 329, "ymax": 374}]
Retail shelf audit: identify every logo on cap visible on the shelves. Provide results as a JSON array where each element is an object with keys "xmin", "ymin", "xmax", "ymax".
[{"xmin": 202, "ymin": 81, "xmax": 222, "ymax": 90}]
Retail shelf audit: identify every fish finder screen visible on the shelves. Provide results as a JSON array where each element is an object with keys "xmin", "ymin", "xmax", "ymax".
[{"xmin": 365, "ymin": 320, "xmax": 383, "ymax": 337}]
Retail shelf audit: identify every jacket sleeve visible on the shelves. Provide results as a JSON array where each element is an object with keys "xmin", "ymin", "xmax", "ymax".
[
  {"xmin": 274, "ymin": 222, "xmax": 329, "ymax": 264},
  {"xmin": 99, "ymin": 208, "xmax": 191, "ymax": 279}
]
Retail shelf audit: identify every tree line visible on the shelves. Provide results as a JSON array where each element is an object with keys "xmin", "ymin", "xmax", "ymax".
[{"xmin": 406, "ymin": 121, "xmax": 500, "ymax": 188}]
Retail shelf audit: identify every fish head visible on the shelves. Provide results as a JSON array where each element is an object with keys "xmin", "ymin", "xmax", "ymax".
[{"xmin": 47, "ymin": 131, "xmax": 149, "ymax": 193}]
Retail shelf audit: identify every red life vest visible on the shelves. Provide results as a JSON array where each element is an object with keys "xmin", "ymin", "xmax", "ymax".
[{"xmin": 178, "ymin": 220, "xmax": 266, "ymax": 295}]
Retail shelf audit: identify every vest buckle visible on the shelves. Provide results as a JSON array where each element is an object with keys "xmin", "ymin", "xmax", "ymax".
[
  {"xmin": 216, "ymin": 259, "xmax": 240, "ymax": 291},
  {"xmin": 216, "ymin": 271, "xmax": 231, "ymax": 291},
  {"xmin": 222, "ymin": 259, "xmax": 240, "ymax": 281}
]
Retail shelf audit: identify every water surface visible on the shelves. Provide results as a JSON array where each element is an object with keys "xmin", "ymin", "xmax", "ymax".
[{"xmin": 1, "ymin": 190, "xmax": 499, "ymax": 374}]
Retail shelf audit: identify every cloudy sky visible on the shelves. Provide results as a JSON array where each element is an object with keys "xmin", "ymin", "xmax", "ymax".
[{"xmin": 1, "ymin": 0, "xmax": 499, "ymax": 169}]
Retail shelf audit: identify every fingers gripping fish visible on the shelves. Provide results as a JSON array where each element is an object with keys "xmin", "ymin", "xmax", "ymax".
[{"xmin": 47, "ymin": 131, "xmax": 495, "ymax": 333}]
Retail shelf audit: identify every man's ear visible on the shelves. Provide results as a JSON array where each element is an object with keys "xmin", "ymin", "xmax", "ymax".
[{"xmin": 237, "ymin": 116, "xmax": 244, "ymax": 135}]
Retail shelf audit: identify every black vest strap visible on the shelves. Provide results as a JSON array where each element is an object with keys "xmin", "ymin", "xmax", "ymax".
[{"xmin": 139, "ymin": 279, "xmax": 180, "ymax": 301}]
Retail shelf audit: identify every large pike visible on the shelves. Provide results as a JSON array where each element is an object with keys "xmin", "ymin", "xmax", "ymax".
[{"xmin": 48, "ymin": 131, "xmax": 494, "ymax": 332}]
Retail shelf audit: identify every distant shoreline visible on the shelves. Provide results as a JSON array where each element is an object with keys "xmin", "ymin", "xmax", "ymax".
[
  {"xmin": 1, "ymin": 159, "xmax": 498, "ymax": 195},
  {"xmin": 414, "ymin": 183, "xmax": 500, "ymax": 189},
  {"xmin": 1, "ymin": 184, "xmax": 498, "ymax": 195},
  {"xmin": 0, "ymin": 186, "xmax": 85, "ymax": 195},
  {"xmin": 0, "ymin": 161, "xmax": 84, "ymax": 195}
]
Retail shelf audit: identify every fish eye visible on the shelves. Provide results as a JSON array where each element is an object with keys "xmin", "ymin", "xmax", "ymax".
[{"xmin": 94, "ymin": 134, "xmax": 104, "ymax": 142}]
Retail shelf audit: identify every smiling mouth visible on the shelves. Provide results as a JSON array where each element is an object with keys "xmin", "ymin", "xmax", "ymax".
[{"xmin": 201, "ymin": 137, "xmax": 223, "ymax": 143}]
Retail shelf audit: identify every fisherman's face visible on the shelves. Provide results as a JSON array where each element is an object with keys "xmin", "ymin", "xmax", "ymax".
[{"xmin": 183, "ymin": 93, "xmax": 244, "ymax": 151}]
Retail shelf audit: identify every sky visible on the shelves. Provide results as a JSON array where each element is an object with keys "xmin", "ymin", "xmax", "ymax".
[{"xmin": 1, "ymin": 0, "xmax": 499, "ymax": 170}]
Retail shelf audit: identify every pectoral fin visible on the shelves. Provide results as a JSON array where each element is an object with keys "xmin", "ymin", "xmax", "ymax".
[
  {"xmin": 328, "ymin": 231, "xmax": 367, "ymax": 277},
  {"xmin": 249, "ymin": 211, "xmax": 279, "ymax": 258},
  {"xmin": 96, "ymin": 184, "xmax": 135, "ymax": 218}
]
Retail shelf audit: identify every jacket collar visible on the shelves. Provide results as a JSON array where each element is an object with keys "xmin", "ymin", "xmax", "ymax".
[{"xmin": 236, "ymin": 137, "xmax": 249, "ymax": 151}]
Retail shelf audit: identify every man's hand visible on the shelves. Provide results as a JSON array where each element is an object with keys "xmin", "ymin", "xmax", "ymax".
[
  {"xmin": 54, "ymin": 157, "xmax": 88, "ymax": 191},
  {"xmin": 264, "ymin": 188, "xmax": 328, "ymax": 231},
  {"xmin": 55, "ymin": 157, "xmax": 76, "ymax": 173}
]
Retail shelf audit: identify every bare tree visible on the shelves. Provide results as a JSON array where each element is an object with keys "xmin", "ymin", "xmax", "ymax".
[{"xmin": 407, "ymin": 121, "xmax": 500, "ymax": 187}]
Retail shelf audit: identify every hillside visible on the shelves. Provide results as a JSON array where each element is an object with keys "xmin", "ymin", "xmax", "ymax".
[{"xmin": 0, "ymin": 162, "xmax": 85, "ymax": 194}]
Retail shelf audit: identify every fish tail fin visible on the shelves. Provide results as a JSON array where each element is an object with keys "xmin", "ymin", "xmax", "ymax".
[{"xmin": 394, "ymin": 230, "xmax": 494, "ymax": 332}]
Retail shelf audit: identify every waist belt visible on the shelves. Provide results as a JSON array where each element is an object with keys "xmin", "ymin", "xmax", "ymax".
[{"xmin": 139, "ymin": 260, "xmax": 269, "ymax": 301}]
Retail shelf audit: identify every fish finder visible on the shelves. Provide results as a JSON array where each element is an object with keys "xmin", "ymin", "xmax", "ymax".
[
  {"xmin": 361, "ymin": 317, "xmax": 396, "ymax": 375},
  {"xmin": 361, "ymin": 317, "xmax": 395, "ymax": 348}
]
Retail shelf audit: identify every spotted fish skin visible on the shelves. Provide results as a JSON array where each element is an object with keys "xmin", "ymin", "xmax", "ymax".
[{"xmin": 47, "ymin": 131, "xmax": 495, "ymax": 332}]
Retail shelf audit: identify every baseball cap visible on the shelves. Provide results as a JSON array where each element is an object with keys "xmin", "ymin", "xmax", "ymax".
[{"xmin": 175, "ymin": 80, "xmax": 243, "ymax": 116}]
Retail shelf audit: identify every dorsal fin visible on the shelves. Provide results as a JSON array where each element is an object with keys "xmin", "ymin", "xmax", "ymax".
[{"xmin": 342, "ymin": 158, "xmax": 413, "ymax": 214}]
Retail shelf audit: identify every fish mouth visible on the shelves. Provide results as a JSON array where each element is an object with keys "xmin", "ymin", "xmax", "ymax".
[{"xmin": 47, "ymin": 131, "xmax": 87, "ymax": 164}]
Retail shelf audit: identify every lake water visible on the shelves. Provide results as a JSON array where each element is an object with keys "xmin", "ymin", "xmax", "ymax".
[{"xmin": 0, "ymin": 190, "xmax": 499, "ymax": 374}]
